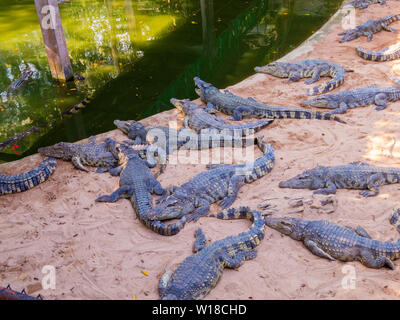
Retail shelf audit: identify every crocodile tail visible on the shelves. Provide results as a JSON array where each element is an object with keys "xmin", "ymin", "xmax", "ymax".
[
  {"xmin": 356, "ymin": 45, "xmax": 400, "ymax": 62},
  {"xmin": 139, "ymin": 211, "xmax": 188, "ymax": 236},
  {"xmin": 307, "ymin": 66, "xmax": 345, "ymax": 95},
  {"xmin": 228, "ymin": 119, "xmax": 273, "ymax": 136},
  {"xmin": 0, "ymin": 157, "xmax": 57, "ymax": 195},
  {"xmin": 269, "ymin": 109, "xmax": 345, "ymax": 123},
  {"xmin": 209, "ymin": 206, "xmax": 266, "ymax": 247},
  {"xmin": 61, "ymin": 96, "xmax": 92, "ymax": 118},
  {"xmin": 385, "ymin": 14, "xmax": 400, "ymax": 24}
]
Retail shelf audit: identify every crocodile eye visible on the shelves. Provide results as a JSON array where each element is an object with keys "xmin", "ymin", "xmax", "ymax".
[{"xmin": 281, "ymin": 221, "xmax": 292, "ymax": 227}]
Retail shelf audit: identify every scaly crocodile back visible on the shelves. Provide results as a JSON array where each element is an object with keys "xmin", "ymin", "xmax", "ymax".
[
  {"xmin": 159, "ymin": 207, "xmax": 265, "ymax": 300},
  {"xmin": 0, "ymin": 157, "xmax": 57, "ymax": 195}
]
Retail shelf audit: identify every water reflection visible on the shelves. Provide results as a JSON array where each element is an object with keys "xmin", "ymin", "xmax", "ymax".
[{"xmin": 0, "ymin": 0, "xmax": 341, "ymax": 161}]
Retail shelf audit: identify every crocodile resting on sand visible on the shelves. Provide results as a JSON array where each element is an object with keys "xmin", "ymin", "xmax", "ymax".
[
  {"xmin": 279, "ymin": 161, "xmax": 400, "ymax": 197},
  {"xmin": 254, "ymin": 59, "xmax": 349, "ymax": 95},
  {"xmin": 300, "ymin": 85, "xmax": 400, "ymax": 114},
  {"xmin": 0, "ymin": 157, "xmax": 57, "ymax": 195},
  {"xmin": 341, "ymin": 0, "xmax": 386, "ymax": 9},
  {"xmin": 193, "ymin": 77, "xmax": 345, "ymax": 123},
  {"xmin": 266, "ymin": 216, "xmax": 400, "ymax": 269},
  {"xmin": 170, "ymin": 98, "xmax": 273, "ymax": 136},
  {"xmin": 38, "ymin": 136, "xmax": 119, "ymax": 173},
  {"xmin": 338, "ymin": 14, "xmax": 400, "ymax": 42},
  {"xmin": 95, "ymin": 138, "xmax": 188, "ymax": 236},
  {"xmin": 146, "ymin": 139, "xmax": 274, "ymax": 222},
  {"xmin": 159, "ymin": 207, "xmax": 266, "ymax": 299},
  {"xmin": 113, "ymin": 119, "xmax": 260, "ymax": 155}
]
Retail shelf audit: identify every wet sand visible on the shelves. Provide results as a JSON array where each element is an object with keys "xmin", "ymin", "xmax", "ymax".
[{"xmin": 2, "ymin": 1, "xmax": 400, "ymax": 300}]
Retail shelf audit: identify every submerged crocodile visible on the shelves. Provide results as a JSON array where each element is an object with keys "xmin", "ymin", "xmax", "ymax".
[
  {"xmin": 279, "ymin": 161, "xmax": 400, "ymax": 197},
  {"xmin": 6, "ymin": 67, "xmax": 33, "ymax": 93},
  {"xmin": 356, "ymin": 42, "xmax": 400, "ymax": 61},
  {"xmin": 254, "ymin": 60, "xmax": 349, "ymax": 95},
  {"xmin": 266, "ymin": 216, "xmax": 399, "ymax": 269},
  {"xmin": 0, "ymin": 285, "xmax": 43, "ymax": 300},
  {"xmin": 95, "ymin": 138, "xmax": 187, "ymax": 236},
  {"xmin": 193, "ymin": 77, "xmax": 345, "ymax": 123},
  {"xmin": 0, "ymin": 157, "xmax": 57, "ymax": 195},
  {"xmin": 38, "ymin": 136, "xmax": 119, "ymax": 173},
  {"xmin": 146, "ymin": 139, "xmax": 274, "ymax": 222},
  {"xmin": 159, "ymin": 206, "xmax": 265, "ymax": 300},
  {"xmin": 341, "ymin": 0, "xmax": 386, "ymax": 9},
  {"xmin": 114, "ymin": 119, "xmax": 260, "ymax": 155},
  {"xmin": 338, "ymin": 14, "xmax": 400, "ymax": 42},
  {"xmin": 300, "ymin": 85, "xmax": 400, "ymax": 114},
  {"xmin": 171, "ymin": 98, "xmax": 273, "ymax": 135}
]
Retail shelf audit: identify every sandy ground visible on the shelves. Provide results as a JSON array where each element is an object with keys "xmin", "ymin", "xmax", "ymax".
[{"xmin": 3, "ymin": 1, "xmax": 400, "ymax": 300}]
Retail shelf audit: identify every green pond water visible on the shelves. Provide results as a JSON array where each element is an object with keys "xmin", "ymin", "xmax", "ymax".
[{"xmin": 0, "ymin": 0, "xmax": 341, "ymax": 162}]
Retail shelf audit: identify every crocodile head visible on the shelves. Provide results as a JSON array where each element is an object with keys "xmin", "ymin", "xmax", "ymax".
[
  {"xmin": 338, "ymin": 29, "xmax": 359, "ymax": 43},
  {"xmin": 265, "ymin": 217, "xmax": 306, "ymax": 240},
  {"xmin": 113, "ymin": 120, "xmax": 147, "ymax": 144},
  {"xmin": 194, "ymin": 77, "xmax": 220, "ymax": 102},
  {"xmin": 300, "ymin": 95, "xmax": 339, "ymax": 109},
  {"xmin": 147, "ymin": 192, "xmax": 195, "ymax": 221},
  {"xmin": 38, "ymin": 142, "xmax": 76, "ymax": 160},
  {"xmin": 170, "ymin": 98, "xmax": 193, "ymax": 116},
  {"xmin": 279, "ymin": 167, "xmax": 327, "ymax": 190},
  {"xmin": 254, "ymin": 62, "xmax": 292, "ymax": 78}
]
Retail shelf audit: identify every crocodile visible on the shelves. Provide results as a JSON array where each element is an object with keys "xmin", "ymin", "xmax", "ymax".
[
  {"xmin": 278, "ymin": 161, "xmax": 400, "ymax": 197},
  {"xmin": 356, "ymin": 42, "xmax": 400, "ymax": 61},
  {"xmin": 341, "ymin": 0, "xmax": 386, "ymax": 9},
  {"xmin": 95, "ymin": 138, "xmax": 188, "ymax": 236},
  {"xmin": 159, "ymin": 206, "xmax": 266, "ymax": 300},
  {"xmin": 338, "ymin": 14, "xmax": 400, "ymax": 42},
  {"xmin": 146, "ymin": 139, "xmax": 274, "ymax": 222},
  {"xmin": 389, "ymin": 208, "xmax": 400, "ymax": 233},
  {"xmin": 265, "ymin": 216, "xmax": 400, "ymax": 269},
  {"xmin": 6, "ymin": 67, "xmax": 33, "ymax": 93},
  {"xmin": 170, "ymin": 98, "xmax": 273, "ymax": 136},
  {"xmin": 0, "ymin": 125, "xmax": 40, "ymax": 151},
  {"xmin": 0, "ymin": 285, "xmax": 43, "ymax": 300},
  {"xmin": 0, "ymin": 157, "xmax": 57, "ymax": 195},
  {"xmin": 113, "ymin": 119, "xmax": 260, "ymax": 155},
  {"xmin": 254, "ymin": 59, "xmax": 350, "ymax": 95},
  {"xmin": 193, "ymin": 77, "xmax": 345, "ymax": 123},
  {"xmin": 38, "ymin": 136, "xmax": 119, "ymax": 173},
  {"xmin": 300, "ymin": 85, "xmax": 400, "ymax": 114}
]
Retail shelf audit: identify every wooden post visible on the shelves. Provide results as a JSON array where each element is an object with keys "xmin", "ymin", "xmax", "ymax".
[{"xmin": 35, "ymin": 0, "xmax": 73, "ymax": 81}]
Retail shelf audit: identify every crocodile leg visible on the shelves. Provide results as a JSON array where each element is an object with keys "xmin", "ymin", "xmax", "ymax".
[
  {"xmin": 148, "ymin": 179, "xmax": 164, "ymax": 195},
  {"xmin": 183, "ymin": 116, "xmax": 190, "ymax": 128},
  {"xmin": 327, "ymin": 102, "xmax": 349, "ymax": 115},
  {"xmin": 95, "ymin": 185, "xmax": 133, "ymax": 202},
  {"xmin": 288, "ymin": 72, "xmax": 301, "ymax": 82},
  {"xmin": 205, "ymin": 102, "xmax": 218, "ymax": 114},
  {"xmin": 230, "ymin": 106, "xmax": 255, "ymax": 121},
  {"xmin": 155, "ymin": 186, "xmax": 178, "ymax": 204},
  {"xmin": 381, "ymin": 23, "xmax": 397, "ymax": 34},
  {"xmin": 188, "ymin": 200, "xmax": 211, "ymax": 222},
  {"xmin": 354, "ymin": 226, "xmax": 372, "ymax": 238},
  {"xmin": 304, "ymin": 239, "xmax": 336, "ymax": 261},
  {"xmin": 95, "ymin": 167, "xmax": 111, "ymax": 173},
  {"xmin": 304, "ymin": 68, "xmax": 322, "ymax": 85},
  {"xmin": 222, "ymin": 249, "xmax": 258, "ymax": 268},
  {"xmin": 219, "ymin": 175, "xmax": 246, "ymax": 208},
  {"xmin": 193, "ymin": 228, "xmax": 207, "ymax": 252},
  {"xmin": 361, "ymin": 173, "xmax": 386, "ymax": 197},
  {"xmin": 313, "ymin": 180, "xmax": 337, "ymax": 195},
  {"xmin": 374, "ymin": 93, "xmax": 388, "ymax": 111},
  {"xmin": 109, "ymin": 165, "xmax": 123, "ymax": 176},
  {"xmin": 360, "ymin": 250, "xmax": 394, "ymax": 269}
]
